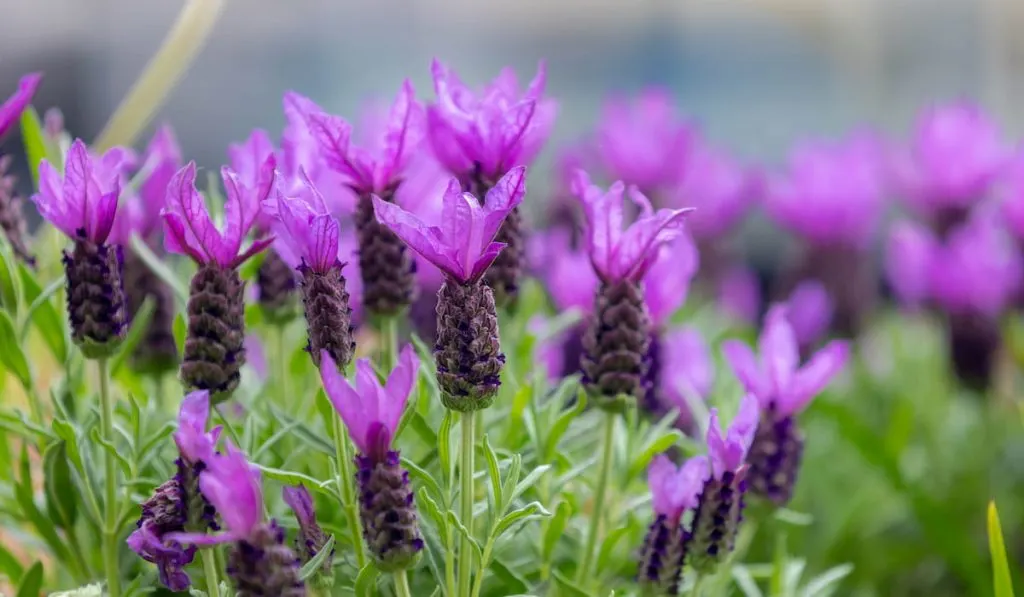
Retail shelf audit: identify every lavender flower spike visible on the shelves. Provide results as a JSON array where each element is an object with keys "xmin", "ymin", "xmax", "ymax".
[
  {"xmin": 374, "ymin": 167, "xmax": 526, "ymax": 411},
  {"xmin": 722, "ymin": 306, "xmax": 849, "ymax": 505},
  {"xmin": 33, "ymin": 139, "xmax": 130, "ymax": 358},
  {"xmin": 0, "ymin": 73, "xmax": 43, "ymax": 267},
  {"xmin": 573, "ymin": 169, "xmax": 693, "ymax": 411},
  {"xmin": 129, "ymin": 391, "xmax": 221, "ymax": 591},
  {"xmin": 167, "ymin": 443, "xmax": 305, "ymax": 597},
  {"xmin": 639, "ymin": 455, "xmax": 705, "ymax": 595},
  {"xmin": 163, "ymin": 161, "xmax": 275, "ymax": 400},
  {"xmin": 283, "ymin": 485, "xmax": 334, "ymax": 587},
  {"xmin": 428, "ymin": 60, "xmax": 556, "ymax": 305},
  {"xmin": 298, "ymin": 81, "xmax": 424, "ymax": 316},
  {"xmin": 688, "ymin": 395, "xmax": 759, "ymax": 573},
  {"xmin": 265, "ymin": 175, "xmax": 356, "ymax": 369},
  {"xmin": 319, "ymin": 346, "xmax": 425, "ymax": 570}
]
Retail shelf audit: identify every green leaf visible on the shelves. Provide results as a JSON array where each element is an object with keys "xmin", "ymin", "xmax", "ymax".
[
  {"xmin": 43, "ymin": 440, "xmax": 78, "ymax": 528},
  {"xmin": 481, "ymin": 434, "xmax": 503, "ymax": 513},
  {"xmin": 511, "ymin": 464, "xmax": 551, "ymax": 503},
  {"xmin": 0, "ymin": 237, "xmax": 23, "ymax": 315},
  {"xmin": 15, "ymin": 561, "xmax": 43, "ymax": 597},
  {"xmin": 402, "ymin": 456, "xmax": 444, "ymax": 504},
  {"xmin": 137, "ymin": 421, "xmax": 176, "ymax": 460},
  {"xmin": 801, "ymin": 563, "xmax": 853, "ymax": 597},
  {"xmin": 88, "ymin": 426, "xmax": 132, "ymax": 477},
  {"xmin": 492, "ymin": 501, "xmax": 550, "ymax": 538},
  {"xmin": 448, "ymin": 510, "xmax": 483, "ymax": 562},
  {"xmin": 51, "ymin": 418, "xmax": 84, "ymax": 473},
  {"xmin": 18, "ymin": 269, "xmax": 67, "ymax": 363},
  {"xmin": 253, "ymin": 464, "xmax": 332, "ymax": 496},
  {"xmin": 489, "ymin": 557, "xmax": 530, "ymax": 594},
  {"xmin": 20, "ymin": 106, "xmax": 49, "ymax": 185},
  {"xmin": 297, "ymin": 534, "xmax": 335, "ymax": 581},
  {"xmin": 0, "ymin": 310, "xmax": 32, "ymax": 388},
  {"xmin": 15, "ymin": 446, "xmax": 73, "ymax": 567},
  {"xmin": 130, "ymin": 234, "xmax": 188, "ymax": 304},
  {"xmin": 0, "ymin": 543, "xmax": 25, "ymax": 586},
  {"xmin": 544, "ymin": 385, "xmax": 586, "ymax": 462},
  {"xmin": 775, "ymin": 508, "xmax": 814, "ymax": 527},
  {"xmin": 542, "ymin": 500, "xmax": 572, "ymax": 560},
  {"xmin": 110, "ymin": 296, "xmax": 156, "ymax": 375},
  {"xmin": 596, "ymin": 525, "xmax": 632, "ymax": 573},
  {"xmin": 627, "ymin": 428, "xmax": 683, "ymax": 479},
  {"xmin": 173, "ymin": 312, "xmax": 187, "ymax": 356},
  {"xmin": 354, "ymin": 562, "xmax": 379, "ymax": 597},
  {"xmin": 438, "ymin": 410, "xmax": 455, "ymax": 489},
  {"xmin": 988, "ymin": 501, "xmax": 1016, "ymax": 597},
  {"xmin": 733, "ymin": 567, "xmax": 765, "ymax": 597},
  {"xmin": 551, "ymin": 570, "xmax": 590, "ymax": 597},
  {"xmin": 417, "ymin": 488, "xmax": 449, "ymax": 544}
]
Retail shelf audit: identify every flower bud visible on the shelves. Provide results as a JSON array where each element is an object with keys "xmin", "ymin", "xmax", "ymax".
[
  {"xmin": 435, "ymin": 280, "xmax": 504, "ymax": 411},
  {"xmin": 356, "ymin": 450, "xmax": 424, "ymax": 571},
  {"xmin": 64, "ymin": 239, "xmax": 126, "ymax": 359},
  {"xmin": 180, "ymin": 263, "xmax": 246, "ymax": 401},
  {"xmin": 581, "ymin": 280, "xmax": 651, "ymax": 412}
]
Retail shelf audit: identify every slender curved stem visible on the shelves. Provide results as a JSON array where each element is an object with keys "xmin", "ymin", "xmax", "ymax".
[
  {"xmin": 98, "ymin": 358, "xmax": 121, "ymax": 597},
  {"xmin": 333, "ymin": 414, "xmax": 367, "ymax": 569},
  {"xmin": 458, "ymin": 412, "xmax": 476, "ymax": 596},
  {"xmin": 575, "ymin": 411, "xmax": 615, "ymax": 584},
  {"xmin": 393, "ymin": 570, "xmax": 412, "ymax": 597},
  {"xmin": 380, "ymin": 316, "xmax": 399, "ymax": 372},
  {"xmin": 201, "ymin": 548, "xmax": 221, "ymax": 597}
]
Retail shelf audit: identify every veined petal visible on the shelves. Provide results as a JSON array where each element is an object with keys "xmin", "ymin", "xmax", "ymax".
[
  {"xmin": 378, "ymin": 79, "xmax": 425, "ymax": 189},
  {"xmin": 373, "ymin": 195, "xmax": 462, "ymax": 280},
  {"xmin": 33, "ymin": 160, "xmax": 78, "ymax": 238},
  {"xmin": 721, "ymin": 340, "xmax": 769, "ymax": 400},
  {"xmin": 468, "ymin": 241, "xmax": 506, "ymax": 284},
  {"xmin": 353, "ymin": 358, "xmax": 385, "ymax": 449},
  {"xmin": 309, "ymin": 213, "xmax": 340, "ymax": 273},
  {"xmin": 480, "ymin": 166, "xmax": 527, "ymax": 243},
  {"xmin": 760, "ymin": 305, "xmax": 800, "ymax": 398},
  {"xmin": 383, "ymin": 345, "xmax": 420, "ymax": 438},
  {"xmin": 161, "ymin": 162, "xmax": 220, "ymax": 263},
  {"xmin": 0, "ymin": 73, "xmax": 42, "ymax": 139},
  {"xmin": 643, "ymin": 233, "xmax": 698, "ymax": 326},
  {"xmin": 319, "ymin": 351, "xmax": 370, "ymax": 453},
  {"xmin": 783, "ymin": 340, "xmax": 850, "ymax": 415},
  {"xmin": 306, "ymin": 111, "xmax": 362, "ymax": 184},
  {"xmin": 63, "ymin": 140, "xmax": 99, "ymax": 239},
  {"xmin": 197, "ymin": 443, "xmax": 263, "ymax": 540},
  {"xmin": 613, "ymin": 207, "xmax": 692, "ymax": 281}
]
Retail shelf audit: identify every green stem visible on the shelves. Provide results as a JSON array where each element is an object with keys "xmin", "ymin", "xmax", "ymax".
[
  {"xmin": 575, "ymin": 411, "xmax": 615, "ymax": 584},
  {"xmin": 690, "ymin": 575, "xmax": 706, "ymax": 597},
  {"xmin": 445, "ymin": 522, "xmax": 457, "ymax": 597},
  {"xmin": 214, "ymin": 405, "xmax": 244, "ymax": 448},
  {"xmin": 26, "ymin": 386, "xmax": 44, "ymax": 429},
  {"xmin": 333, "ymin": 414, "xmax": 367, "ymax": 569},
  {"xmin": 393, "ymin": 569, "xmax": 413, "ymax": 597},
  {"xmin": 458, "ymin": 412, "xmax": 476, "ymax": 597},
  {"xmin": 201, "ymin": 548, "xmax": 221, "ymax": 597},
  {"xmin": 380, "ymin": 316, "xmax": 399, "ymax": 371},
  {"xmin": 65, "ymin": 526, "xmax": 92, "ymax": 581},
  {"xmin": 98, "ymin": 358, "xmax": 121, "ymax": 597}
]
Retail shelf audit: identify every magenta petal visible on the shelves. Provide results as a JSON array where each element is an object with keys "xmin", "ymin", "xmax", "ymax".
[
  {"xmin": 782, "ymin": 341, "xmax": 850, "ymax": 415},
  {"xmin": 885, "ymin": 221, "xmax": 936, "ymax": 309},
  {"xmin": 173, "ymin": 390, "xmax": 216, "ymax": 464},
  {"xmin": 468, "ymin": 241, "xmax": 506, "ymax": 283},
  {"xmin": 161, "ymin": 162, "xmax": 220, "ymax": 263},
  {"xmin": 307, "ymin": 111, "xmax": 362, "ymax": 184},
  {"xmin": 378, "ymin": 79, "xmax": 425, "ymax": 189},
  {"xmin": 613, "ymin": 207, "xmax": 693, "ymax": 281},
  {"xmin": 705, "ymin": 410, "xmax": 733, "ymax": 480},
  {"xmin": 319, "ymin": 350, "xmax": 370, "ymax": 454},
  {"xmin": 282, "ymin": 485, "xmax": 316, "ymax": 528},
  {"xmin": 721, "ymin": 340, "xmax": 768, "ymax": 399},
  {"xmin": 373, "ymin": 194, "xmax": 462, "ymax": 280},
  {"xmin": 643, "ymin": 233, "xmax": 698, "ymax": 326},
  {"xmin": 382, "ymin": 345, "xmax": 420, "ymax": 437},
  {"xmin": 481, "ymin": 166, "xmax": 527, "ymax": 242},
  {"xmin": 661, "ymin": 327, "xmax": 714, "ymax": 411},
  {"xmin": 785, "ymin": 280, "xmax": 834, "ymax": 348},
  {"xmin": 760, "ymin": 305, "xmax": 800, "ymax": 398},
  {"xmin": 648, "ymin": 453, "xmax": 707, "ymax": 520},
  {"xmin": 309, "ymin": 213, "xmax": 340, "ymax": 273},
  {"xmin": 33, "ymin": 160, "xmax": 78, "ymax": 238},
  {"xmin": 231, "ymin": 234, "xmax": 275, "ymax": 269},
  {"xmin": 163, "ymin": 531, "xmax": 238, "ymax": 548},
  {"xmin": 198, "ymin": 443, "xmax": 263, "ymax": 539},
  {"xmin": 0, "ymin": 73, "xmax": 42, "ymax": 139}
]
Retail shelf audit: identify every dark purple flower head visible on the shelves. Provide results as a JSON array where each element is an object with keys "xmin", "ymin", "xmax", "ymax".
[
  {"xmin": 573, "ymin": 169, "xmax": 693, "ymax": 283},
  {"xmin": 373, "ymin": 166, "xmax": 527, "ymax": 284},
  {"xmin": 282, "ymin": 484, "xmax": 333, "ymax": 577},
  {"xmin": 114, "ymin": 126, "xmax": 183, "ymax": 241},
  {"xmin": 705, "ymin": 394, "xmax": 759, "ymax": 480},
  {"xmin": 428, "ymin": 60, "xmax": 556, "ymax": 181},
  {"xmin": 887, "ymin": 214, "xmax": 1022, "ymax": 318},
  {"xmin": 173, "ymin": 390, "xmax": 222, "ymax": 465},
  {"xmin": 298, "ymin": 81, "xmax": 425, "ymax": 196},
  {"xmin": 670, "ymin": 141, "xmax": 757, "ymax": 239},
  {"xmin": 596, "ymin": 88, "xmax": 693, "ymax": 193},
  {"xmin": 161, "ymin": 161, "xmax": 276, "ymax": 268},
  {"xmin": 723, "ymin": 306, "xmax": 849, "ymax": 416},
  {"xmin": 0, "ymin": 73, "xmax": 42, "ymax": 139},
  {"xmin": 765, "ymin": 134, "xmax": 886, "ymax": 249},
  {"xmin": 33, "ymin": 139, "xmax": 134, "ymax": 244},
  {"xmin": 647, "ymin": 454, "xmax": 706, "ymax": 522},
  {"xmin": 892, "ymin": 103, "xmax": 1012, "ymax": 213},
  {"xmin": 127, "ymin": 497, "xmax": 196, "ymax": 592},
  {"xmin": 319, "ymin": 345, "xmax": 419, "ymax": 460}
]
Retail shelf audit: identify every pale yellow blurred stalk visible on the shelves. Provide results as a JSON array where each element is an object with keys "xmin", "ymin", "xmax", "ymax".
[{"xmin": 93, "ymin": 0, "xmax": 227, "ymax": 152}]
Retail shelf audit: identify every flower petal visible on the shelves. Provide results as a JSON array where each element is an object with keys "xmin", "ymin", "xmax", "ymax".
[
  {"xmin": 319, "ymin": 351, "xmax": 370, "ymax": 454},
  {"xmin": 383, "ymin": 345, "xmax": 420, "ymax": 438},
  {"xmin": 373, "ymin": 194, "xmax": 462, "ymax": 281},
  {"xmin": 721, "ymin": 339, "xmax": 768, "ymax": 399},
  {"xmin": 760, "ymin": 305, "xmax": 799, "ymax": 398},
  {"xmin": 161, "ymin": 162, "xmax": 220, "ymax": 263},
  {"xmin": 783, "ymin": 340, "xmax": 850, "ymax": 415},
  {"xmin": 0, "ymin": 73, "xmax": 42, "ymax": 139}
]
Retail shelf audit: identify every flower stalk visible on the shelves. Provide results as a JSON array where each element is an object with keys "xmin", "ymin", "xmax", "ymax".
[
  {"xmin": 458, "ymin": 411, "xmax": 477, "ymax": 596},
  {"xmin": 332, "ymin": 414, "xmax": 367, "ymax": 570},
  {"xmin": 576, "ymin": 410, "xmax": 615, "ymax": 584},
  {"xmin": 98, "ymin": 358, "xmax": 122, "ymax": 597}
]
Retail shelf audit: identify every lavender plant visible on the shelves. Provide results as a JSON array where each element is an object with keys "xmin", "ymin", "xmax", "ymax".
[{"xmin": 0, "ymin": 27, "xmax": 1021, "ymax": 597}]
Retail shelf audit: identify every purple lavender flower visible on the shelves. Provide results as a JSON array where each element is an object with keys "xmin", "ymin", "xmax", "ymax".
[
  {"xmin": 320, "ymin": 346, "xmax": 425, "ymax": 570},
  {"xmin": 784, "ymin": 279, "xmax": 834, "ymax": 352},
  {"xmin": 0, "ymin": 73, "xmax": 43, "ymax": 267},
  {"xmin": 117, "ymin": 126, "xmax": 182, "ymax": 374},
  {"xmin": 163, "ymin": 161, "xmax": 275, "ymax": 400},
  {"xmin": 168, "ymin": 443, "xmax": 305, "ymax": 596},
  {"xmin": 296, "ymin": 81, "xmax": 424, "ymax": 316},
  {"xmin": 892, "ymin": 103, "xmax": 1012, "ymax": 233},
  {"xmin": 669, "ymin": 141, "xmax": 756, "ymax": 241},
  {"xmin": 658, "ymin": 327, "xmax": 715, "ymax": 429},
  {"xmin": 283, "ymin": 485, "xmax": 333, "ymax": 586},
  {"xmin": 129, "ymin": 391, "xmax": 221, "ymax": 591},
  {"xmin": 265, "ymin": 175, "xmax": 356, "ymax": 370},
  {"xmin": 722, "ymin": 306, "xmax": 849, "ymax": 505},
  {"xmin": 687, "ymin": 395, "xmax": 759, "ymax": 572},
  {"xmin": 33, "ymin": 139, "xmax": 132, "ymax": 358},
  {"xmin": 428, "ymin": 60, "xmax": 556, "ymax": 305},
  {"xmin": 536, "ymin": 229, "xmax": 598, "ymax": 380},
  {"xmin": 573, "ymin": 169, "xmax": 692, "ymax": 410},
  {"xmin": 595, "ymin": 88, "xmax": 693, "ymax": 198},
  {"xmin": 374, "ymin": 168, "xmax": 526, "ymax": 410},
  {"xmin": 639, "ymin": 455, "xmax": 706, "ymax": 595},
  {"xmin": 717, "ymin": 265, "xmax": 762, "ymax": 325}
]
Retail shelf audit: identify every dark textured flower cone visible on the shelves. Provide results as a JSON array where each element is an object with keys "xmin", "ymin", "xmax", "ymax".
[
  {"xmin": 688, "ymin": 471, "xmax": 746, "ymax": 574},
  {"xmin": 780, "ymin": 244, "xmax": 876, "ymax": 339},
  {"xmin": 257, "ymin": 248, "xmax": 299, "ymax": 324},
  {"xmin": 746, "ymin": 406, "xmax": 804, "ymax": 506},
  {"xmin": 948, "ymin": 312, "xmax": 1000, "ymax": 391},
  {"xmin": 138, "ymin": 477, "xmax": 188, "ymax": 539},
  {"xmin": 356, "ymin": 450, "xmax": 424, "ymax": 571},
  {"xmin": 435, "ymin": 280, "xmax": 505, "ymax": 412},
  {"xmin": 176, "ymin": 459, "xmax": 218, "ymax": 533},
  {"xmin": 640, "ymin": 332, "xmax": 665, "ymax": 416},
  {"xmin": 64, "ymin": 238, "xmax": 127, "ymax": 359},
  {"xmin": 356, "ymin": 192, "xmax": 417, "ymax": 317},
  {"xmin": 134, "ymin": 476, "xmax": 197, "ymax": 590},
  {"xmin": 581, "ymin": 281, "xmax": 651, "ymax": 412},
  {"xmin": 227, "ymin": 521, "xmax": 306, "ymax": 597},
  {"xmin": 122, "ymin": 248, "xmax": 178, "ymax": 375},
  {"xmin": 180, "ymin": 263, "xmax": 246, "ymax": 402},
  {"xmin": 0, "ymin": 156, "xmax": 35, "ymax": 267},
  {"xmin": 484, "ymin": 206, "xmax": 524, "ymax": 309},
  {"xmin": 300, "ymin": 263, "xmax": 355, "ymax": 370},
  {"xmin": 638, "ymin": 514, "xmax": 686, "ymax": 596}
]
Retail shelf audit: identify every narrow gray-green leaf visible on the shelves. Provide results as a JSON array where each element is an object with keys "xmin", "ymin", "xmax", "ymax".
[{"xmin": 297, "ymin": 534, "xmax": 335, "ymax": 581}]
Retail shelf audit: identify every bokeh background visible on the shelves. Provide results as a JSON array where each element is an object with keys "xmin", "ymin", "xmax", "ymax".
[{"xmin": 2, "ymin": 1, "xmax": 1023, "ymax": 596}]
